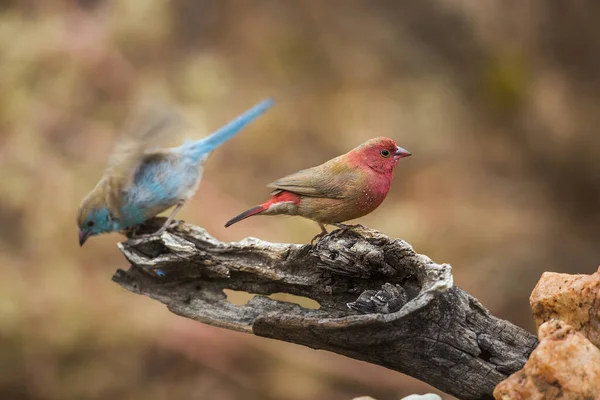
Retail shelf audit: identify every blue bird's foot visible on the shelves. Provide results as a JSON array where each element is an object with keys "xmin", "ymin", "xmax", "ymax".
[
  {"xmin": 126, "ymin": 220, "xmax": 181, "ymax": 243},
  {"xmin": 153, "ymin": 219, "xmax": 181, "ymax": 236},
  {"xmin": 127, "ymin": 218, "xmax": 181, "ymax": 241},
  {"xmin": 153, "ymin": 201, "xmax": 185, "ymax": 236},
  {"xmin": 129, "ymin": 226, "xmax": 140, "ymax": 237},
  {"xmin": 127, "ymin": 225, "xmax": 156, "ymax": 239},
  {"xmin": 123, "ymin": 225, "xmax": 145, "ymax": 239}
]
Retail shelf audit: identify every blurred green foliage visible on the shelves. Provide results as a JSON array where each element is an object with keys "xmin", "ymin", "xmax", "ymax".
[{"xmin": 483, "ymin": 52, "xmax": 530, "ymax": 114}]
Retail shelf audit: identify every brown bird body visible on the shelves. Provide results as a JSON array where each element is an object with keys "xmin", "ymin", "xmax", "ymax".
[{"xmin": 225, "ymin": 137, "xmax": 411, "ymax": 240}]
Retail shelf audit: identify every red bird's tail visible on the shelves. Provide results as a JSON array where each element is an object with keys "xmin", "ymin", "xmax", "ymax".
[
  {"xmin": 225, "ymin": 191, "xmax": 301, "ymax": 227},
  {"xmin": 225, "ymin": 205, "xmax": 267, "ymax": 227}
]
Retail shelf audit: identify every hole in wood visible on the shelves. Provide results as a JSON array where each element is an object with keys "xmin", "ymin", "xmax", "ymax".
[
  {"xmin": 479, "ymin": 348, "xmax": 492, "ymax": 362},
  {"xmin": 269, "ymin": 292, "xmax": 320, "ymax": 309},
  {"xmin": 223, "ymin": 289, "xmax": 320, "ymax": 309},
  {"xmin": 223, "ymin": 289, "xmax": 255, "ymax": 305}
]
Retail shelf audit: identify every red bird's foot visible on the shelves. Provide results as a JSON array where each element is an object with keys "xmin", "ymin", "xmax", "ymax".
[
  {"xmin": 311, "ymin": 223, "xmax": 329, "ymax": 245},
  {"xmin": 333, "ymin": 223, "xmax": 365, "ymax": 232},
  {"xmin": 310, "ymin": 231, "xmax": 327, "ymax": 245}
]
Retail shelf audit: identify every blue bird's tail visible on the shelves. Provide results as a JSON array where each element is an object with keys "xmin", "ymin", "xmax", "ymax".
[{"xmin": 185, "ymin": 98, "xmax": 274, "ymax": 161}]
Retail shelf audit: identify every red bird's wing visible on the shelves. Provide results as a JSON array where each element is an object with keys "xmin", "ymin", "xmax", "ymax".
[{"xmin": 267, "ymin": 160, "xmax": 359, "ymax": 199}]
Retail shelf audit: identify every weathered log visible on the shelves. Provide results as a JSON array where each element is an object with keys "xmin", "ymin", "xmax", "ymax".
[{"xmin": 112, "ymin": 219, "xmax": 538, "ymax": 400}]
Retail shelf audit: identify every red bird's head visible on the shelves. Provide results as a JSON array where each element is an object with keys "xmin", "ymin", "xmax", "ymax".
[{"xmin": 349, "ymin": 137, "xmax": 411, "ymax": 174}]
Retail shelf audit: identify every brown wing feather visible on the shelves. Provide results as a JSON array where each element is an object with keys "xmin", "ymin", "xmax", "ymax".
[
  {"xmin": 102, "ymin": 102, "xmax": 185, "ymax": 214},
  {"xmin": 267, "ymin": 156, "xmax": 359, "ymax": 199},
  {"xmin": 104, "ymin": 103, "xmax": 183, "ymax": 184}
]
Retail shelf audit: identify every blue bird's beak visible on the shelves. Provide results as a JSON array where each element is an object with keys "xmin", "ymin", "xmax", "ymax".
[
  {"xmin": 394, "ymin": 146, "xmax": 412, "ymax": 159},
  {"xmin": 79, "ymin": 229, "xmax": 91, "ymax": 246}
]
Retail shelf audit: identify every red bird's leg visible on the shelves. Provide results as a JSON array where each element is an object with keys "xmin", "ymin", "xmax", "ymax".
[{"xmin": 311, "ymin": 223, "xmax": 329, "ymax": 245}]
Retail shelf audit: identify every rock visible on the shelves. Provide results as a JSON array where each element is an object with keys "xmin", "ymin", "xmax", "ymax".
[
  {"xmin": 400, "ymin": 394, "xmax": 442, "ymax": 400},
  {"xmin": 352, "ymin": 395, "xmax": 441, "ymax": 400},
  {"xmin": 494, "ymin": 320, "xmax": 600, "ymax": 399},
  {"xmin": 529, "ymin": 266, "xmax": 600, "ymax": 348}
]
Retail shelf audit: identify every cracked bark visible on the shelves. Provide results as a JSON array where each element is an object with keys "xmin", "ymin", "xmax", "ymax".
[{"xmin": 112, "ymin": 219, "xmax": 538, "ymax": 400}]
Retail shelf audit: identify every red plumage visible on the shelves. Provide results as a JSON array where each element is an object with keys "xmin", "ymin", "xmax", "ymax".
[
  {"xmin": 225, "ymin": 191, "xmax": 301, "ymax": 227},
  {"xmin": 225, "ymin": 137, "xmax": 411, "ymax": 241}
]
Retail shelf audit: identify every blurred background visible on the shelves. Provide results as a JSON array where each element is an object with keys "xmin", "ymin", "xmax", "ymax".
[{"xmin": 1, "ymin": 1, "xmax": 600, "ymax": 399}]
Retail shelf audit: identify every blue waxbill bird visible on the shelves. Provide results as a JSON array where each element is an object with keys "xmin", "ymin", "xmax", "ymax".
[{"xmin": 77, "ymin": 98, "xmax": 274, "ymax": 245}]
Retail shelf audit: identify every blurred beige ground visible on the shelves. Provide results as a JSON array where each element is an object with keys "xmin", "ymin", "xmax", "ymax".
[{"xmin": 1, "ymin": 1, "xmax": 600, "ymax": 399}]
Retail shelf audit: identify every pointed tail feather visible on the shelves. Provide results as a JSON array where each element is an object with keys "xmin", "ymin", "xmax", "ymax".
[
  {"xmin": 188, "ymin": 98, "xmax": 274, "ymax": 160},
  {"xmin": 225, "ymin": 205, "xmax": 266, "ymax": 227},
  {"xmin": 226, "ymin": 191, "xmax": 301, "ymax": 227}
]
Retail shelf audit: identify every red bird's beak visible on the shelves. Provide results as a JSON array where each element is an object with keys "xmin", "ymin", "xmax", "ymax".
[{"xmin": 394, "ymin": 146, "xmax": 411, "ymax": 159}]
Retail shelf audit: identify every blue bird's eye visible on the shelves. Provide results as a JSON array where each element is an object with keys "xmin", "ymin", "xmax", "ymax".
[{"xmin": 87, "ymin": 221, "xmax": 94, "ymax": 227}]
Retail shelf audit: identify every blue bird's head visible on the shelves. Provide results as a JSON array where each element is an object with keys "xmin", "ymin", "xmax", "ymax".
[{"xmin": 76, "ymin": 191, "xmax": 116, "ymax": 246}]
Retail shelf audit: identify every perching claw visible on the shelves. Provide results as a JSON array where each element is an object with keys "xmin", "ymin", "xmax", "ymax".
[
  {"xmin": 333, "ymin": 223, "xmax": 366, "ymax": 233},
  {"xmin": 311, "ymin": 223, "xmax": 329, "ymax": 245},
  {"xmin": 153, "ymin": 201, "xmax": 185, "ymax": 236},
  {"xmin": 126, "ymin": 213, "xmax": 182, "ymax": 241}
]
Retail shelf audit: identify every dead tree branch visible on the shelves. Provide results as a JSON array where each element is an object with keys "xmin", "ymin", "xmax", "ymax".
[{"xmin": 112, "ymin": 219, "xmax": 538, "ymax": 400}]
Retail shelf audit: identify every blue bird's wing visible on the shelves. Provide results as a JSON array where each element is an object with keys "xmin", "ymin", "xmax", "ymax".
[
  {"xmin": 112, "ymin": 98, "xmax": 275, "ymax": 224},
  {"xmin": 105, "ymin": 103, "xmax": 184, "ymax": 186},
  {"xmin": 120, "ymin": 150, "xmax": 200, "ymax": 225},
  {"xmin": 102, "ymin": 103, "xmax": 185, "ymax": 214}
]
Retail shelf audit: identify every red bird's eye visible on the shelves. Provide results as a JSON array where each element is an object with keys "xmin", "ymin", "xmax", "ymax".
[{"xmin": 380, "ymin": 149, "xmax": 391, "ymax": 158}]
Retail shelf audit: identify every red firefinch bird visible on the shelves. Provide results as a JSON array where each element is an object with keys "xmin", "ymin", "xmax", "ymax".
[{"xmin": 225, "ymin": 137, "xmax": 411, "ymax": 242}]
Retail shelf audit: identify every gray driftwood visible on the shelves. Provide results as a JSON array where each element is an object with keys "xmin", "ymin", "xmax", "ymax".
[{"xmin": 112, "ymin": 219, "xmax": 538, "ymax": 400}]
